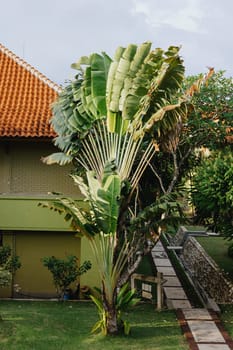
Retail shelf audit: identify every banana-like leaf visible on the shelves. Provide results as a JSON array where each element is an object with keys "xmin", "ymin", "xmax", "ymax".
[
  {"xmin": 42, "ymin": 152, "xmax": 73, "ymax": 165},
  {"xmin": 51, "ymin": 52, "xmax": 111, "ymax": 156},
  {"xmin": 105, "ymin": 42, "xmax": 186, "ymax": 137},
  {"xmin": 73, "ymin": 52, "xmax": 112, "ymax": 120},
  {"xmin": 51, "ymin": 42, "xmax": 187, "ymax": 162},
  {"xmin": 85, "ymin": 171, "xmax": 121, "ymax": 235},
  {"xmin": 72, "ymin": 167, "xmax": 121, "ymax": 235},
  {"xmin": 38, "ymin": 198, "xmax": 96, "ymax": 239},
  {"xmin": 106, "ymin": 43, "xmax": 151, "ymax": 132}
]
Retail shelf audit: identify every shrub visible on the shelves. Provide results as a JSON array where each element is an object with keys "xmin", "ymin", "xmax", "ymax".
[
  {"xmin": 192, "ymin": 150, "xmax": 233, "ymax": 239},
  {"xmin": 91, "ymin": 283, "xmax": 140, "ymax": 335},
  {"xmin": 0, "ymin": 245, "xmax": 21, "ymax": 287},
  {"xmin": 42, "ymin": 255, "xmax": 91, "ymax": 299}
]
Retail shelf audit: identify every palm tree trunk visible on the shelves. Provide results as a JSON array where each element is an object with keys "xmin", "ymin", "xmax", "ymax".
[
  {"xmin": 102, "ymin": 285, "xmax": 119, "ymax": 335},
  {"xmin": 106, "ymin": 305, "xmax": 118, "ymax": 335}
]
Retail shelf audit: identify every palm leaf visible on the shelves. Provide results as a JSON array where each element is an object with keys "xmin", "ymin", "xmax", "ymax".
[
  {"xmin": 42, "ymin": 152, "xmax": 73, "ymax": 165},
  {"xmin": 39, "ymin": 198, "xmax": 96, "ymax": 239}
]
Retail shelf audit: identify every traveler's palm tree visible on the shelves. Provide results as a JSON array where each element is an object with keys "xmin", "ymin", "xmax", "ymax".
[{"xmin": 43, "ymin": 42, "xmax": 200, "ymax": 335}]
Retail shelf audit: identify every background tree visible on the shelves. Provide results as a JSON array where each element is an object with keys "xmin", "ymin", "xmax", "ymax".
[
  {"xmin": 184, "ymin": 71, "xmax": 233, "ymax": 234},
  {"xmin": 191, "ymin": 150, "xmax": 233, "ymax": 238},
  {"xmin": 184, "ymin": 70, "xmax": 233, "ymax": 150},
  {"xmin": 139, "ymin": 70, "xmax": 233, "ymax": 216}
]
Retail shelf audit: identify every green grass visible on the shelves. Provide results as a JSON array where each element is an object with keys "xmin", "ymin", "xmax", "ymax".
[
  {"xmin": 196, "ymin": 236, "xmax": 233, "ymax": 281},
  {"xmin": 0, "ymin": 301, "xmax": 188, "ymax": 350},
  {"xmin": 220, "ymin": 304, "xmax": 233, "ymax": 337}
]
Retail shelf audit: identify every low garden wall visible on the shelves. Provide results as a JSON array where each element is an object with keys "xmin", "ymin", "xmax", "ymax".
[{"xmin": 181, "ymin": 236, "xmax": 233, "ymax": 303}]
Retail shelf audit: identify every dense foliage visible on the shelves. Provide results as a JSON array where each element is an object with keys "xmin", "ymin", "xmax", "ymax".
[
  {"xmin": 146, "ymin": 71, "xmax": 233, "ymax": 201},
  {"xmin": 42, "ymin": 255, "xmax": 91, "ymax": 299},
  {"xmin": 0, "ymin": 245, "xmax": 21, "ymax": 288},
  {"xmin": 187, "ymin": 71, "xmax": 233, "ymax": 238},
  {"xmin": 184, "ymin": 70, "xmax": 233, "ymax": 150},
  {"xmin": 192, "ymin": 150, "xmax": 233, "ymax": 238}
]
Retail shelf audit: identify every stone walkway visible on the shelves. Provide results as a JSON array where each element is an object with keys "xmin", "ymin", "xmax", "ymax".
[{"xmin": 151, "ymin": 240, "xmax": 233, "ymax": 350}]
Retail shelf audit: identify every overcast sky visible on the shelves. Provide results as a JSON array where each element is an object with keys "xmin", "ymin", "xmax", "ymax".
[{"xmin": 0, "ymin": 0, "xmax": 232, "ymax": 85}]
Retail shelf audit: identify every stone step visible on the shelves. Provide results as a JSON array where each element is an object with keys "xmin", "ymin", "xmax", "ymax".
[
  {"xmin": 197, "ymin": 344, "xmax": 231, "ymax": 350},
  {"xmin": 187, "ymin": 320, "xmax": 225, "ymax": 343},
  {"xmin": 156, "ymin": 266, "xmax": 176, "ymax": 276},
  {"xmin": 164, "ymin": 287, "xmax": 188, "ymax": 300},
  {"xmin": 151, "ymin": 251, "xmax": 168, "ymax": 259},
  {"xmin": 163, "ymin": 276, "xmax": 182, "ymax": 287},
  {"xmin": 153, "ymin": 258, "xmax": 172, "ymax": 267},
  {"xmin": 167, "ymin": 299, "xmax": 192, "ymax": 309},
  {"xmin": 182, "ymin": 308, "xmax": 212, "ymax": 320},
  {"xmin": 152, "ymin": 243, "xmax": 165, "ymax": 252}
]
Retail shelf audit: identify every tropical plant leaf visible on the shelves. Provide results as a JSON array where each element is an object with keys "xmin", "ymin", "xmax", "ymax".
[
  {"xmin": 39, "ymin": 198, "xmax": 96, "ymax": 239},
  {"xmin": 72, "ymin": 52, "xmax": 111, "ymax": 120},
  {"xmin": 42, "ymin": 152, "xmax": 73, "ymax": 165},
  {"xmin": 84, "ymin": 170, "xmax": 121, "ymax": 235}
]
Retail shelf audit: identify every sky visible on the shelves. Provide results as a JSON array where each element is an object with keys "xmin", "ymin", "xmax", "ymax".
[{"xmin": 0, "ymin": 0, "xmax": 232, "ymax": 85}]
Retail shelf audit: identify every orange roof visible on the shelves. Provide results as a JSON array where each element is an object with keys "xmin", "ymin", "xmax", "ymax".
[{"xmin": 0, "ymin": 44, "xmax": 61, "ymax": 138}]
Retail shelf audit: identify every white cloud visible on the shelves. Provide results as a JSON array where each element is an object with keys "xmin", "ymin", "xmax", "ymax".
[
  {"xmin": 131, "ymin": 0, "xmax": 205, "ymax": 33},
  {"xmin": 0, "ymin": 0, "xmax": 232, "ymax": 82}
]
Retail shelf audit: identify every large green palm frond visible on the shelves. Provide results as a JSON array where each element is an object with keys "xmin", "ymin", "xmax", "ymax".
[
  {"xmin": 106, "ymin": 44, "xmax": 186, "ymax": 135},
  {"xmin": 45, "ymin": 42, "xmax": 187, "ymax": 166},
  {"xmin": 44, "ymin": 52, "xmax": 112, "ymax": 165},
  {"xmin": 71, "ymin": 53, "xmax": 112, "ymax": 119},
  {"xmin": 39, "ymin": 197, "xmax": 97, "ymax": 239}
]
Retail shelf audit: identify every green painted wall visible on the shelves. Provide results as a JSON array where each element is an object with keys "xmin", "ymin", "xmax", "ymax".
[
  {"xmin": 80, "ymin": 237, "xmax": 100, "ymax": 290},
  {"xmin": 0, "ymin": 197, "xmax": 100, "ymax": 297},
  {"xmin": 0, "ymin": 232, "xmax": 81, "ymax": 298},
  {"xmin": 0, "ymin": 142, "xmax": 100, "ymax": 297},
  {"xmin": 0, "ymin": 197, "xmax": 72, "ymax": 231}
]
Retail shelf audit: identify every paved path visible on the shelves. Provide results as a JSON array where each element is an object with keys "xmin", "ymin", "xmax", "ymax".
[{"xmin": 151, "ymin": 241, "xmax": 233, "ymax": 350}]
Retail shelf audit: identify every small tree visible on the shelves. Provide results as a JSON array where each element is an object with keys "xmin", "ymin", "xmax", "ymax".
[{"xmin": 42, "ymin": 255, "xmax": 91, "ymax": 299}]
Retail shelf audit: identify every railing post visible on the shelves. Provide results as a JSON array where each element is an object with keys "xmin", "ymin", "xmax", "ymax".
[
  {"xmin": 131, "ymin": 274, "xmax": 135, "ymax": 291},
  {"xmin": 131, "ymin": 272, "xmax": 164, "ymax": 311},
  {"xmin": 157, "ymin": 272, "xmax": 163, "ymax": 310}
]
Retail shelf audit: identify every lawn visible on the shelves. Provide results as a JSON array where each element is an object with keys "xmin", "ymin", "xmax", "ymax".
[
  {"xmin": 220, "ymin": 304, "xmax": 233, "ymax": 338},
  {"xmin": 196, "ymin": 236, "xmax": 233, "ymax": 280},
  {"xmin": 0, "ymin": 301, "xmax": 188, "ymax": 350}
]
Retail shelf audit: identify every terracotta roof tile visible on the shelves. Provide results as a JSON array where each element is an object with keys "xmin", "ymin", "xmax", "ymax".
[{"xmin": 0, "ymin": 43, "xmax": 61, "ymax": 138}]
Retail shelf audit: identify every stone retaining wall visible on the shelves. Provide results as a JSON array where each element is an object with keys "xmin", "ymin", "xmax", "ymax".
[{"xmin": 181, "ymin": 236, "xmax": 233, "ymax": 303}]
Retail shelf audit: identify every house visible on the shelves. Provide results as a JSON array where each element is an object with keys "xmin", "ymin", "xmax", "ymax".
[{"xmin": 0, "ymin": 44, "xmax": 98, "ymax": 298}]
